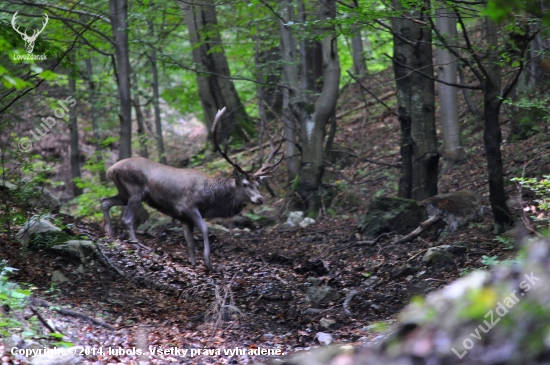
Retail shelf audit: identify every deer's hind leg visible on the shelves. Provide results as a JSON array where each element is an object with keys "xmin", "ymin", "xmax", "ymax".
[
  {"xmin": 101, "ymin": 195, "xmax": 127, "ymax": 237},
  {"xmin": 180, "ymin": 221, "xmax": 196, "ymax": 266}
]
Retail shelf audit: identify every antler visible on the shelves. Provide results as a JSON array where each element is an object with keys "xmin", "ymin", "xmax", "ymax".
[
  {"xmin": 11, "ymin": 11, "xmax": 26, "ymax": 37},
  {"xmin": 211, "ymin": 107, "xmax": 248, "ymax": 175},
  {"xmin": 33, "ymin": 13, "xmax": 49, "ymax": 39},
  {"xmin": 254, "ymin": 129, "xmax": 284, "ymax": 177}
]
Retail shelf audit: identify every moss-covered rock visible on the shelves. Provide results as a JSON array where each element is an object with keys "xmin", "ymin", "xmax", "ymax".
[{"xmin": 358, "ymin": 197, "xmax": 425, "ymax": 238}]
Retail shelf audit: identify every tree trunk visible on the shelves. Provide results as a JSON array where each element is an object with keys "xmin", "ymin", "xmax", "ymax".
[
  {"xmin": 148, "ymin": 47, "xmax": 166, "ymax": 164},
  {"xmin": 483, "ymin": 18, "xmax": 514, "ymax": 233},
  {"xmin": 131, "ymin": 73, "xmax": 149, "ymax": 159},
  {"xmin": 84, "ymin": 59, "xmax": 107, "ymax": 183},
  {"xmin": 391, "ymin": 0, "xmax": 438, "ymax": 201},
  {"xmin": 435, "ymin": 5, "xmax": 466, "ymax": 165},
  {"xmin": 180, "ymin": 0, "xmax": 250, "ymax": 144},
  {"xmin": 279, "ymin": 1, "xmax": 301, "ymax": 184},
  {"xmin": 351, "ymin": 33, "xmax": 368, "ymax": 77},
  {"xmin": 110, "ymin": 0, "xmax": 132, "ymax": 160},
  {"xmin": 68, "ymin": 76, "xmax": 82, "ymax": 197},
  {"xmin": 296, "ymin": 0, "xmax": 340, "ymax": 214}
]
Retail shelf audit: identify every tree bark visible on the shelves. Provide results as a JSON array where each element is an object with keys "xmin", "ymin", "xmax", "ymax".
[
  {"xmin": 296, "ymin": 0, "xmax": 340, "ymax": 213},
  {"xmin": 131, "ymin": 73, "xmax": 149, "ymax": 159},
  {"xmin": 180, "ymin": 0, "xmax": 250, "ymax": 144},
  {"xmin": 435, "ymin": 5, "xmax": 466, "ymax": 164},
  {"xmin": 351, "ymin": 32, "xmax": 368, "ymax": 77},
  {"xmin": 278, "ymin": 2, "xmax": 300, "ymax": 183},
  {"xmin": 391, "ymin": 0, "xmax": 438, "ymax": 201},
  {"xmin": 149, "ymin": 47, "xmax": 166, "ymax": 164},
  {"xmin": 110, "ymin": 0, "xmax": 132, "ymax": 160},
  {"xmin": 84, "ymin": 59, "xmax": 107, "ymax": 183},
  {"xmin": 68, "ymin": 75, "xmax": 82, "ymax": 197},
  {"xmin": 483, "ymin": 18, "xmax": 513, "ymax": 233}
]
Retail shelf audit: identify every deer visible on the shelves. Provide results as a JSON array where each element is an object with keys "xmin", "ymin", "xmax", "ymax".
[
  {"xmin": 11, "ymin": 11, "xmax": 49, "ymax": 54},
  {"xmin": 101, "ymin": 107, "xmax": 283, "ymax": 269}
]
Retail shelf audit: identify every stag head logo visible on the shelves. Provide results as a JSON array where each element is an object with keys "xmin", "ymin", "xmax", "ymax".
[{"xmin": 11, "ymin": 11, "xmax": 49, "ymax": 54}]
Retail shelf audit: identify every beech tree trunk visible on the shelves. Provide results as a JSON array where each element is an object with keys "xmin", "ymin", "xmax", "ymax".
[
  {"xmin": 435, "ymin": 5, "xmax": 466, "ymax": 165},
  {"xmin": 110, "ymin": 0, "xmax": 132, "ymax": 160},
  {"xmin": 149, "ymin": 47, "xmax": 166, "ymax": 164},
  {"xmin": 131, "ymin": 73, "xmax": 149, "ymax": 159},
  {"xmin": 68, "ymin": 76, "xmax": 82, "ymax": 197},
  {"xmin": 84, "ymin": 59, "xmax": 107, "ymax": 183},
  {"xmin": 291, "ymin": 0, "xmax": 340, "ymax": 215},
  {"xmin": 180, "ymin": 0, "xmax": 250, "ymax": 144},
  {"xmin": 279, "ymin": 2, "xmax": 300, "ymax": 183},
  {"xmin": 351, "ymin": 32, "xmax": 368, "ymax": 77},
  {"xmin": 391, "ymin": 0, "xmax": 439, "ymax": 201}
]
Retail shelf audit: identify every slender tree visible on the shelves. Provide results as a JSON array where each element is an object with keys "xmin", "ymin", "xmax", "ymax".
[
  {"xmin": 435, "ymin": 3, "xmax": 466, "ymax": 165},
  {"xmin": 110, "ymin": 0, "xmax": 132, "ymax": 160},
  {"xmin": 279, "ymin": 0, "xmax": 341, "ymax": 214},
  {"xmin": 68, "ymin": 74, "xmax": 82, "ymax": 196}
]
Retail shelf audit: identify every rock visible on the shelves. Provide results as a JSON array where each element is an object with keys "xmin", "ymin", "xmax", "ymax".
[
  {"xmin": 0, "ymin": 180, "xmax": 60, "ymax": 213},
  {"xmin": 306, "ymin": 286, "xmax": 340, "ymax": 306},
  {"xmin": 422, "ymin": 190, "xmax": 482, "ymax": 232},
  {"xmin": 31, "ymin": 188, "xmax": 61, "ymax": 214},
  {"xmin": 51, "ymin": 270, "xmax": 72, "ymax": 284},
  {"xmin": 421, "ymin": 245, "xmax": 467, "ymax": 271},
  {"xmin": 390, "ymin": 264, "xmax": 417, "ymax": 279},
  {"xmin": 358, "ymin": 197, "xmax": 425, "ymax": 238},
  {"xmin": 48, "ymin": 240, "xmax": 98, "ymax": 265},
  {"xmin": 316, "ymin": 332, "xmax": 334, "ymax": 346},
  {"xmin": 137, "ymin": 212, "xmax": 171, "ymax": 234},
  {"xmin": 319, "ymin": 317, "xmax": 336, "ymax": 329},
  {"xmin": 361, "ymin": 275, "xmax": 379, "ymax": 287},
  {"xmin": 285, "ymin": 211, "xmax": 304, "ymax": 228},
  {"xmin": 16, "ymin": 217, "xmax": 61, "ymax": 244},
  {"xmin": 307, "ymin": 277, "xmax": 322, "ymax": 286},
  {"xmin": 299, "ymin": 217, "xmax": 316, "ymax": 228}
]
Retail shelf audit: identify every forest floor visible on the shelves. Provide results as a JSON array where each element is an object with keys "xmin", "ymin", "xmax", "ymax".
[{"xmin": 1, "ymin": 72, "xmax": 550, "ymax": 364}]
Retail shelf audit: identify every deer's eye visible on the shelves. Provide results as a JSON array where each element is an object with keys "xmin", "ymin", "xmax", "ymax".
[{"xmin": 242, "ymin": 180, "xmax": 249, "ymax": 187}]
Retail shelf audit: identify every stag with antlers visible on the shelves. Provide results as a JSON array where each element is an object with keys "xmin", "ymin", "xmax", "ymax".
[{"xmin": 101, "ymin": 107, "xmax": 283, "ymax": 269}]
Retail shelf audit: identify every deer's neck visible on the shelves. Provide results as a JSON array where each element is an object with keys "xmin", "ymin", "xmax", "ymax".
[{"xmin": 198, "ymin": 178, "xmax": 245, "ymax": 218}]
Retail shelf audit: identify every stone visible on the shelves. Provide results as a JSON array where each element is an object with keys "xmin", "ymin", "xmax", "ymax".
[
  {"xmin": 316, "ymin": 332, "xmax": 334, "ymax": 346},
  {"xmin": 306, "ymin": 286, "xmax": 340, "ymax": 306},
  {"xmin": 358, "ymin": 197, "xmax": 424, "ymax": 238},
  {"xmin": 51, "ymin": 270, "xmax": 71, "ymax": 284},
  {"xmin": 16, "ymin": 217, "xmax": 61, "ymax": 244},
  {"xmin": 361, "ymin": 275, "xmax": 379, "ymax": 287},
  {"xmin": 299, "ymin": 217, "xmax": 316, "ymax": 228},
  {"xmin": 319, "ymin": 317, "xmax": 336, "ymax": 329},
  {"xmin": 0, "ymin": 180, "xmax": 60, "ymax": 213},
  {"xmin": 285, "ymin": 211, "xmax": 304, "ymax": 227},
  {"xmin": 48, "ymin": 240, "xmax": 97, "ymax": 265}
]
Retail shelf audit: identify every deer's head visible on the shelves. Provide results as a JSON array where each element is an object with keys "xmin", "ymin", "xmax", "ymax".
[
  {"xmin": 212, "ymin": 107, "xmax": 283, "ymax": 206},
  {"xmin": 11, "ymin": 11, "xmax": 49, "ymax": 54}
]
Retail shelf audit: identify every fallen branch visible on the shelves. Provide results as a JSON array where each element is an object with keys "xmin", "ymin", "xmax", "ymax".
[
  {"xmin": 393, "ymin": 215, "xmax": 442, "ymax": 245},
  {"xmin": 32, "ymin": 297, "xmax": 115, "ymax": 331},
  {"xmin": 343, "ymin": 289, "xmax": 358, "ymax": 315},
  {"xmin": 29, "ymin": 305, "xmax": 59, "ymax": 334}
]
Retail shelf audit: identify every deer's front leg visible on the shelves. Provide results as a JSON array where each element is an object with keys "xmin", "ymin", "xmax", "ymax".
[{"xmin": 185, "ymin": 207, "xmax": 211, "ymax": 269}]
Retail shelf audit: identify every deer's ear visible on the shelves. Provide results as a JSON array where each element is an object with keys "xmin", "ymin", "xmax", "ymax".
[{"xmin": 232, "ymin": 168, "xmax": 243, "ymax": 181}]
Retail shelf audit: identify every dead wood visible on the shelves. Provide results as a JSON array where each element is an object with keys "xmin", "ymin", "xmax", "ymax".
[{"xmin": 393, "ymin": 215, "xmax": 442, "ymax": 245}]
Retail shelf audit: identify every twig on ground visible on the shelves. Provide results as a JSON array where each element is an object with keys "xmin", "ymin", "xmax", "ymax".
[{"xmin": 32, "ymin": 297, "xmax": 115, "ymax": 331}]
